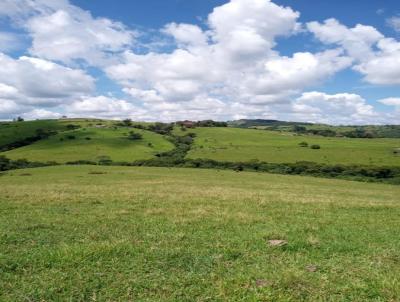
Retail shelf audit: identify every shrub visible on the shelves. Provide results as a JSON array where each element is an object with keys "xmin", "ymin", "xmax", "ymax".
[
  {"xmin": 310, "ymin": 144, "xmax": 321, "ymax": 149},
  {"xmin": 66, "ymin": 124, "xmax": 80, "ymax": 130},
  {"xmin": 298, "ymin": 141, "xmax": 308, "ymax": 147},
  {"xmin": 293, "ymin": 125, "xmax": 307, "ymax": 133},
  {"xmin": 66, "ymin": 135, "xmax": 76, "ymax": 140},
  {"xmin": 122, "ymin": 118, "xmax": 132, "ymax": 126},
  {"xmin": 147, "ymin": 123, "xmax": 174, "ymax": 135},
  {"xmin": 128, "ymin": 131, "xmax": 143, "ymax": 140}
]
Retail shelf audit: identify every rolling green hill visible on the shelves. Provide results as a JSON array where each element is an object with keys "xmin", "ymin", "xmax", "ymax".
[
  {"xmin": 183, "ymin": 127, "xmax": 400, "ymax": 166},
  {"xmin": 229, "ymin": 119, "xmax": 400, "ymax": 138},
  {"xmin": 1, "ymin": 119, "xmax": 399, "ymax": 172},
  {"xmin": 2, "ymin": 127, "xmax": 174, "ymax": 163},
  {"xmin": 1, "ymin": 165, "xmax": 399, "ymax": 300}
]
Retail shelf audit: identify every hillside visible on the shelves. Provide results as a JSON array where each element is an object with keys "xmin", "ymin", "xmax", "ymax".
[
  {"xmin": 183, "ymin": 127, "xmax": 400, "ymax": 166},
  {"xmin": 0, "ymin": 120, "xmax": 68, "ymax": 150},
  {"xmin": 229, "ymin": 119, "xmax": 400, "ymax": 138},
  {"xmin": 1, "ymin": 119, "xmax": 400, "ymax": 183},
  {"xmin": 3, "ymin": 126, "xmax": 174, "ymax": 163},
  {"xmin": 1, "ymin": 165, "xmax": 399, "ymax": 301}
]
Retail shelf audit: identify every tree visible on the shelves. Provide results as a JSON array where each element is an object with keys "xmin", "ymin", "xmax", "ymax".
[
  {"xmin": 293, "ymin": 125, "xmax": 306, "ymax": 133},
  {"xmin": 122, "ymin": 119, "xmax": 132, "ymax": 127}
]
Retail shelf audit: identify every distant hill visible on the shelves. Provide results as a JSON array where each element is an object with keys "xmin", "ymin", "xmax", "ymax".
[
  {"xmin": 175, "ymin": 127, "xmax": 400, "ymax": 167},
  {"xmin": 228, "ymin": 119, "xmax": 400, "ymax": 138},
  {"xmin": 228, "ymin": 119, "xmax": 313, "ymax": 128},
  {"xmin": 1, "ymin": 118, "xmax": 399, "ymax": 168}
]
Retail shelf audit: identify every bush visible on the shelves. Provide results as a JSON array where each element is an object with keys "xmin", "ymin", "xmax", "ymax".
[
  {"xmin": 293, "ymin": 125, "xmax": 307, "ymax": 133},
  {"xmin": 128, "ymin": 131, "xmax": 143, "ymax": 140},
  {"xmin": 298, "ymin": 141, "xmax": 308, "ymax": 147},
  {"xmin": 122, "ymin": 119, "xmax": 132, "ymax": 126},
  {"xmin": 310, "ymin": 144, "xmax": 321, "ymax": 149},
  {"xmin": 147, "ymin": 123, "xmax": 174, "ymax": 135},
  {"xmin": 66, "ymin": 135, "xmax": 76, "ymax": 140},
  {"xmin": 66, "ymin": 124, "xmax": 80, "ymax": 130}
]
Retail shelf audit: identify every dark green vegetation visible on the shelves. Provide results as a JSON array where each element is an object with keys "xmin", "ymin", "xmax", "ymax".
[
  {"xmin": 0, "ymin": 165, "xmax": 399, "ymax": 301},
  {"xmin": 0, "ymin": 120, "xmax": 68, "ymax": 151}
]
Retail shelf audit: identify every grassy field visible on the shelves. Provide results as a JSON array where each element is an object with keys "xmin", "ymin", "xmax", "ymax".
[
  {"xmin": 0, "ymin": 165, "xmax": 399, "ymax": 301},
  {"xmin": 183, "ymin": 127, "xmax": 400, "ymax": 166},
  {"xmin": 2, "ymin": 127, "xmax": 174, "ymax": 163}
]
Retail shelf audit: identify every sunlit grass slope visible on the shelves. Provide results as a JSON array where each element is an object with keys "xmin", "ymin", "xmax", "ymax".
[
  {"xmin": 184, "ymin": 127, "xmax": 400, "ymax": 166},
  {"xmin": 0, "ymin": 165, "xmax": 399, "ymax": 301},
  {"xmin": 2, "ymin": 127, "xmax": 174, "ymax": 163}
]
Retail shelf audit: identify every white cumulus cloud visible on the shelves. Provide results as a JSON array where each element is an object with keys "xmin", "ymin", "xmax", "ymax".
[
  {"xmin": 290, "ymin": 91, "xmax": 377, "ymax": 124},
  {"xmin": 308, "ymin": 18, "xmax": 400, "ymax": 86}
]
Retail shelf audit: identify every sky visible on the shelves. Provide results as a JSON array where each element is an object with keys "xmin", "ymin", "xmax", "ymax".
[{"xmin": 0, "ymin": 0, "xmax": 399, "ymax": 124}]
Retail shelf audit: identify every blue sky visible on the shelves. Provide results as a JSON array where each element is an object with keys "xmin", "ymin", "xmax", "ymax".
[{"xmin": 0, "ymin": 0, "xmax": 399, "ymax": 124}]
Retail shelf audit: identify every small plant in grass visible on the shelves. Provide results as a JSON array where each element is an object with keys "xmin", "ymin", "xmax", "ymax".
[
  {"xmin": 66, "ymin": 135, "xmax": 76, "ymax": 140},
  {"xmin": 298, "ymin": 141, "xmax": 308, "ymax": 147},
  {"xmin": 310, "ymin": 144, "xmax": 321, "ymax": 149}
]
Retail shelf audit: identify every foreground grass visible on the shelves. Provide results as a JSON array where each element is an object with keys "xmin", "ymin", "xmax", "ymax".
[
  {"xmin": 0, "ymin": 166, "xmax": 399, "ymax": 301},
  {"xmin": 3, "ymin": 127, "xmax": 174, "ymax": 163},
  {"xmin": 184, "ymin": 127, "xmax": 400, "ymax": 166}
]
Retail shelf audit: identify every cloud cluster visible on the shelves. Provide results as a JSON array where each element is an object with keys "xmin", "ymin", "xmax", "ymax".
[
  {"xmin": 291, "ymin": 91, "xmax": 377, "ymax": 124},
  {"xmin": 0, "ymin": 0, "xmax": 399, "ymax": 124},
  {"xmin": 308, "ymin": 18, "xmax": 400, "ymax": 85},
  {"xmin": 1, "ymin": 0, "xmax": 135, "ymax": 65},
  {"xmin": 0, "ymin": 52, "xmax": 94, "ymax": 117},
  {"xmin": 105, "ymin": 0, "xmax": 352, "ymax": 121},
  {"xmin": 387, "ymin": 16, "xmax": 400, "ymax": 33}
]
